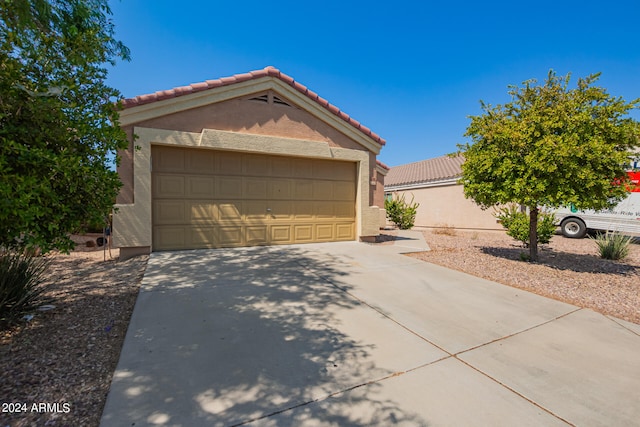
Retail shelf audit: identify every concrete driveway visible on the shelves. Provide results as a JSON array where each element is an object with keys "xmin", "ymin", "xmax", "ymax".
[{"xmin": 100, "ymin": 232, "xmax": 640, "ymax": 427}]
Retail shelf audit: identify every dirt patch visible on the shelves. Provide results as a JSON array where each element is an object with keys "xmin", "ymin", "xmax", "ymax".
[{"xmin": 0, "ymin": 249, "xmax": 148, "ymax": 427}]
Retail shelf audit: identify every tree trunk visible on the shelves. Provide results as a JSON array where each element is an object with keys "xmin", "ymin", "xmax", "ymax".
[{"xmin": 529, "ymin": 206, "xmax": 539, "ymax": 262}]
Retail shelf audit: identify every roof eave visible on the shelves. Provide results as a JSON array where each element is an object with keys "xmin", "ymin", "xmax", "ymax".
[{"xmin": 385, "ymin": 177, "xmax": 460, "ymax": 191}]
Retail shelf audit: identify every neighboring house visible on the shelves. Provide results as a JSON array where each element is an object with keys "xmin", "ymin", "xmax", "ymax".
[
  {"xmin": 384, "ymin": 155, "xmax": 500, "ymax": 230},
  {"xmin": 113, "ymin": 66, "xmax": 389, "ymax": 259}
]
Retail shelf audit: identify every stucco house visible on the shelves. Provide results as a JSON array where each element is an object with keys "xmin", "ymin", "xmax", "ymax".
[
  {"xmin": 384, "ymin": 155, "xmax": 500, "ymax": 230},
  {"xmin": 113, "ymin": 66, "xmax": 389, "ymax": 259}
]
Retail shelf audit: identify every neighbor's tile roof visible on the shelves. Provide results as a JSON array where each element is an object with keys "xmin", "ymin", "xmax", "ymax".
[
  {"xmin": 120, "ymin": 66, "xmax": 385, "ymax": 146},
  {"xmin": 385, "ymin": 155, "xmax": 464, "ymax": 187}
]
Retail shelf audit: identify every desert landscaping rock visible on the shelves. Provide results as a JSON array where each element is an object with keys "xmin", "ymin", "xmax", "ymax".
[
  {"xmin": 410, "ymin": 230, "xmax": 640, "ymax": 324},
  {"xmin": 0, "ymin": 248, "xmax": 148, "ymax": 427}
]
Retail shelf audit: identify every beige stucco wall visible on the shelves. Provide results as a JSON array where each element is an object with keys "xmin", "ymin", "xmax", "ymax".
[
  {"xmin": 391, "ymin": 184, "xmax": 501, "ymax": 230},
  {"xmin": 113, "ymin": 127, "xmax": 382, "ymax": 252},
  {"xmin": 374, "ymin": 164, "xmax": 387, "ymax": 229}
]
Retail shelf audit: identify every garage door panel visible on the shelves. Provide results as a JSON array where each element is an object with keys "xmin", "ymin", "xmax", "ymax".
[
  {"xmin": 293, "ymin": 201, "xmax": 314, "ymax": 219},
  {"xmin": 218, "ymin": 226, "xmax": 244, "ymax": 246},
  {"xmin": 152, "ymin": 146, "xmax": 356, "ymax": 251},
  {"xmin": 218, "ymin": 203, "xmax": 242, "ymax": 222},
  {"xmin": 217, "ymin": 152, "xmax": 243, "ymax": 175},
  {"xmin": 315, "ymin": 224, "xmax": 334, "ymax": 241},
  {"xmin": 244, "ymin": 201, "xmax": 268, "ymax": 221},
  {"xmin": 246, "ymin": 226, "xmax": 268, "ymax": 245},
  {"xmin": 186, "ymin": 176, "xmax": 215, "ymax": 198},
  {"xmin": 335, "ymin": 202, "xmax": 355, "ymax": 219},
  {"xmin": 336, "ymin": 223, "xmax": 355, "ymax": 240},
  {"xmin": 186, "ymin": 150, "xmax": 215, "ymax": 174},
  {"xmin": 314, "ymin": 160, "xmax": 335, "ymax": 180},
  {"xmin": 270, "ymin": 225, "xmax": 292, "ymax": 243},
  {"xmin": 313, "ymin": 181, "xmax": 333, "ymax": 199},
  {"xmin": 294, "ymin": 181, "xmax": 314, "ymax": 200},
  {"xmin": 154, "ymin": 147, "xmax": 185, "ymax": 172},
  {"xmin": 243, "ymin": 178, "xmax": 268, "ymax": 199},
  {"xmin": 271, "ymin": 157, "xmax": 292, "ymax": 177},
  {"xmin": 188, "ymin": 227, "xmax": 216, "ymax": 248},
  {"xmin": 334, "ymin": 181, "xmax": 356, "ymax": 201},
  {"xmin": 332, "ymin": 162, "xmax": 356, "ymax": 181},
  {"xmin": 189, "ymin": 202, "xmax": 216, "ymax": 223},
  {"xmin": 218, "ymin": 177, "xmax": 242, "ymax": 199},
  {"xmin": 243, "ymin": 154, "xmax": 269, "ymax": 176},
  {"xmin": 314, "ymin": 203, "xmax": 334, "ymax": 219},
  {"xmin": 268, "ymin": 179, "xmax": 292, "ymax": 199},
  {"xmin": 269, "ymin": 201, "xmax": 292, "ymax": 220},
  {"xmin": 293, "ymin": 159, "xmax": 314, "ymax": 178},
  {"xmin": 154, "ymin": 174, "xmax": 185, "ymax": 198},
  {"xmin": 153, "ymin": 200, "xmax": 187, "ymax": 225},
  {"xmin": 294, "ymin": 224, "xmax": 314, "ymax": 242},
  {"xmin": 154, "ymin": 226, "xmax": 187, "ymax": 250}
]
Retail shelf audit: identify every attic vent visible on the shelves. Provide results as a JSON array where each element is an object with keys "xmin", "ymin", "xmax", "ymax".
[
  {"xmin": 250, "ymin": 94, "xmax": 269, "ymax": 103},
  {"xmin": 273, "ymin": 96, "xmax": 291, "ymax": 107},
  {"xmin": 249, "ymin": 93, "xmax": 291, "ymax": 107}
]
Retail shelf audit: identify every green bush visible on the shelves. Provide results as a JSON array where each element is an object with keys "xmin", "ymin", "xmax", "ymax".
[
  {"xmin": 592, "ymin": 232, "xmax": 632, "ymax": 260},
  {"xmin": 495, "ymin": 205, "xmax": 556, "ymax": 246},
  {"xmin": 385, "ymin": 194, "xmax": 419, "ymax": 230},
  {"xmin": 0, "ymin": 252, "xmax": 50, "ymax": 325}
]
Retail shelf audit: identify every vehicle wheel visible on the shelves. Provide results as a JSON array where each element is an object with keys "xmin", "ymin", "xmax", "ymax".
[{"xmin": 560, "ymin": 218, "xmax": 587, "ymax": 238}]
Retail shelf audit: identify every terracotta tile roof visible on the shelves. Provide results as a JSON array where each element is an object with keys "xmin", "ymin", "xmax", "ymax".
[
  {"xmin": 385, "ymin": 155, "xmax": 464, "ymax": 188},
  {"xmin": 376, "ymin": 160, "xmax": 390, "ymax": 170},
  {"xmin": 120, "ymin": 66, "xmax": 385, "ymax": 146}
]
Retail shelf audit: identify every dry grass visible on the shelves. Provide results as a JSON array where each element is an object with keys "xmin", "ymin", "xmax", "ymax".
[
  {"xmin": 409, "ymin": 230, "xmax": 640, "ymax": 324},
  {"xmin": 431, "ymin": 224, "xmax": 458, "ymax": 236}
]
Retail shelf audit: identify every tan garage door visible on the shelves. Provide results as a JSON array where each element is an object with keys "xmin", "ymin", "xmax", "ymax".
[{"xmin": 151, "ymin": 146, "xmax": 356, "ymax": 251}]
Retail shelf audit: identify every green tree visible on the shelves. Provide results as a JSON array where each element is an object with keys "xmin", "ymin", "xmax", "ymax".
[
  {"xmin": 459, "ymin": 71, "xmax": 639, "ymax": 261},
  {"xmin": 0, "ymin": 0, "xmax": 130, "ymax": 253}
]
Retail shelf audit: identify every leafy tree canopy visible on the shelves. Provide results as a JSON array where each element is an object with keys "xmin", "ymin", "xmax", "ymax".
[
  {"xmin": 459, "ymin": 70, "xmax": 639, "ymax": 260},
  {"xmin": 0, "ymin": 0, "xmax": 130, "ymax": 253}
]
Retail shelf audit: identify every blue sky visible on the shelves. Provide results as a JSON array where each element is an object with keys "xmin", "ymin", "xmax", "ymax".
[{"xmin": 106, "ymin": 0, "xmax": 640, "ymax": 167}]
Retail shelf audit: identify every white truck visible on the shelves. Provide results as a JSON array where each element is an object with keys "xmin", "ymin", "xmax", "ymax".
[{"xmin": 555, "ymin": 170, "xmax": 640, "ymax": 238}]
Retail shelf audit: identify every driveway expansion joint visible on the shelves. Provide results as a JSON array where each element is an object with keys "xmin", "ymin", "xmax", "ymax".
[
  {"xmin": 606, "ymin": 316, "xmax": 640, "ymax": 337},
  {"xmin": 454, "ymin": 355, "xmax": 576, "ymax": 427},
  {"xmin": 454, "ymin": 307, "xmax": 584, "ymax": 357}
]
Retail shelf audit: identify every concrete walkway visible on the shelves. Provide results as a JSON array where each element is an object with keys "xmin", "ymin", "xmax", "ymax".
[{"xmin": 100, "ymin": 232, "xmax": 640, "ymax": 426}]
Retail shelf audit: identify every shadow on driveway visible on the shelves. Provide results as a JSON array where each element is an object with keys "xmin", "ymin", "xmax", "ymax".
[{"xmin": 100, "ymin": 245, "xmax": 432, "ymax": 426}]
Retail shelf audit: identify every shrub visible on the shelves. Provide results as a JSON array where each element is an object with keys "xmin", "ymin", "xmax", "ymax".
[
  {"xmin": 385, "ymin": 194, "xmax": 419, "ymax": 230},
  {"xmin": 495, "ymin": 205, "xmax": 556, "ymax": 246},
  {"xmin": 0, "ymin": 252, "xmax": 50, "ymax": 325},
  {"xmin": 592, "ymin": 232, "xmax": 632, "ymax": 260}
]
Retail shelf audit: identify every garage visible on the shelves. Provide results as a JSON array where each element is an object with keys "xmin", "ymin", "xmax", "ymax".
[
  {"xmin": 113, "ymin": 66, "xmax": 388, "ymax": 259},
  {"xmin": 152, "ymin": 146, "xmax": 356, "ymax": 250}
]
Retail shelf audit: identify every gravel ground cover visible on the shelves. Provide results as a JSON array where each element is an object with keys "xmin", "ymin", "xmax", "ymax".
[
  {"xmin": 1, "ymin": 243, "xmax": 148, "ymax": 427},
  {"xmin": 409, "ymin": 229, "xmax": 640, "ymax": 324},
  {"xmin": 2, "ymin": 230, "xmax": 638, "ymax": 426}
]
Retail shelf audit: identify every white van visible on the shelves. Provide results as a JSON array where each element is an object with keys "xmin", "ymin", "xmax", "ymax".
[{"xmin": 555, "ymin": 171, "xmax": 640, "ymax": 238}]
